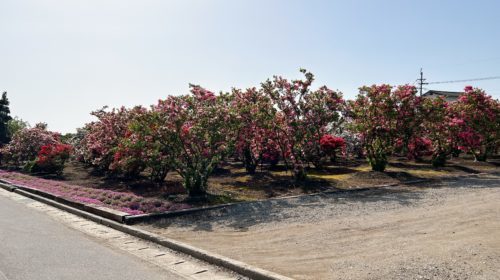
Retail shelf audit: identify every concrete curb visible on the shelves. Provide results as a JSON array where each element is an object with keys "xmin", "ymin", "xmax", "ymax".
[
  {"xmin": 0, "ymin": 181, "xmax": 17, "ymax": 192},
  {"xmin": 0, "ymin": 179, "xmax": 130, "ymax": 223},
  {"xmin": 124, "ymin": 203, "xmax": 238, "ymax": 224},
  {"xmin": 4, "ymin": 187, "xmax": 294, "ymax": 280}
]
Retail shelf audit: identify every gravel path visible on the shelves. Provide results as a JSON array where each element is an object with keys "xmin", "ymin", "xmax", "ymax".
[{"xmin": 140, "ymin": 174, "xmax": 500, "ymax": 279}]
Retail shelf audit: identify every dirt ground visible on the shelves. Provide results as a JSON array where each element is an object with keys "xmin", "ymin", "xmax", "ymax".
[
  {"xmin": 59, "ymin": 157, "xmax": 499, "ymax": 205},
  {"xmin": 139, "ymin": 174, "xmax": 500, "ymax": 279}
]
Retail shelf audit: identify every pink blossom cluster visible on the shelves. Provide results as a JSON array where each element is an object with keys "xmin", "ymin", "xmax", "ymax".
[
  {"xmin": 0, "ymin": 123, "xmax": 63, "ymax": 168},
  {"xmin": 0, "ymin": 170, "xmax": 190, "ymax": 214},
  {"xmin": 449, "ymin": 87, "xmax": 499, "ymax": 160},
  {"xmin": 76, "ymin": 106, "xmax": 146, "ymax": 172}
]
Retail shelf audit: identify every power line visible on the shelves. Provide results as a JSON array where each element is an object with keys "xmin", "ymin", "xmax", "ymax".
[{"xmin": 428, "ymin": 76, "xmax": 500, "ymax": 85}]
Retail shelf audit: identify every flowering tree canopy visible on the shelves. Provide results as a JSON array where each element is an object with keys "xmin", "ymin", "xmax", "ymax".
[
  {"xmin": 4, "ymin": 70, "xmax": 498, "ymax": 195},
  {"xmin": 112, "ymin": 108, "xmax": 175, "ymax": 182},
  {"xmin": 392, "ymin": 85, "xmax": 426, "ymax": 159},
  {"xmin": 450, "ymin": 86, "xmax": 500, "ymax": 161},
  {"xmin": 156, "ymin": 85, "xmax": 235, "ymax": 196},
  {"xmin": 348, "ymin": 85, "xmax": 398, "ymax": 171},
  {"xmin": 77, "ymin": 106, "xmax": 144, "ymax": 172},
  {"xmin": 1, "ymin": 123, "xmax": 60, "ymax": 166},
  {"xmin": 421, "ymin": 96, "xmax": 453, "ymax": 167},
  {"xmin": 231, "ymin": 87, "xmax": 278, "ymax": 173},
  {"xmin": 262, "ymin": 69, "xmax": 344, "ymax": 179}
]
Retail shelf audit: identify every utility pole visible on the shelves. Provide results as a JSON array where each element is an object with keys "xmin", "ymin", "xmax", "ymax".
[{"xmin": 417, "ymin": 68, "xmax": 428, "ymax": 96}]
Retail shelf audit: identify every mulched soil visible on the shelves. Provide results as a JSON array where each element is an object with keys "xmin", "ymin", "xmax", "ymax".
[{"xmin": 50, "ymin": 155, "xmax": 500, "ymax": 205}]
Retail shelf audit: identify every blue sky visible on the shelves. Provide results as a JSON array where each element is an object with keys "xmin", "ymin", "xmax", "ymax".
[{"xmin": 1, "ymin": 0, "xmax": 499, "ymax": 133}]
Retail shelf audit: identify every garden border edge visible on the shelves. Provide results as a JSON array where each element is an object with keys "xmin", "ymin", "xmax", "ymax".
[{"xmin": 0, "ymin": 179, "xmax": 130, "ymax": 223}]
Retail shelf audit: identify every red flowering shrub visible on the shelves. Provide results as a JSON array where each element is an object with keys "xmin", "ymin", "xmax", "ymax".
[
  {"xmin": 261, "ymin": 146, "xmax": 281, "ymax": 167},
  {"xmin": 31, "ymin": 143, "xmax": 73, "ymax": 175},
  {"xmin": 407, "ymin": 137, "xmax": 433, "ymax": 160},
  {"xmin": 319, "ymin": 135, "xmax": 345, "ymax": 162}
]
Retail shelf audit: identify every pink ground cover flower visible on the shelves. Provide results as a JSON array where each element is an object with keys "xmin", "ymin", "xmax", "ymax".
[{"xmin": 0, "ymin": 170, "xmax": 190, "ymax": 215}]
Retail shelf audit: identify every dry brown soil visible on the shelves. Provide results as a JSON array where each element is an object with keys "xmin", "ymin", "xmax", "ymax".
[
  {"xmin": 139, "ymin": 175, "xmax": 500, "ymax": 280},
  {"xmin": 59, "ymin": 157, "xmax": 498, "ymax": 204}
]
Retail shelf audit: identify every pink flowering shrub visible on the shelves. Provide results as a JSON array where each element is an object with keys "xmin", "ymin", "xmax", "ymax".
[
  {"xmin": 111, "ymin": 109, "xmax": 174, "ymax": 183},
  {"xmin": 302, "ymin": 86, "xmax": 345, "ymax": 168},
  {"xmin": 156, "ymin": 85, "xmax": 235, "ymax": 196},
  {"xmin": 262, "ymin": 69, "xmax": 344, "ymax": 179},
  {"xmin": 421, "ymin": 97, "xmax": 453, "ymax": 167},
  {"xmin": 348, "ymin": 85, "xmax": 398, "ymax": 171},
  {"xmin": 15, "ymin": 74, "xmax": 492, "ymax": 197},
  {"xmin": 77, "ymin": 106, "xmax": 145, "ymax": 173},
  {"xmin": 0, "ymin": 170, "xmax": 190, "ymax": 214},
  {"xmin": 449, "ymin": 86, "xmax": 500, "ymax": 161},
  {"xmin": 231, "ymin": 87, "xmax": 278, "ymax": 173},
  {"xmin": 392, "ymin": 85, "xmax": 425, "ymax": 159},
  {"xmin": 0, "ymin": 123, "xmax": 60, "ymax": 167},
  {"xmin": 406, "ymin": 137, "xmax": 433, "ymax": 160},
  {"xmin": 348, "ymin": 84, "xmax": 435, "ymax": 170}
]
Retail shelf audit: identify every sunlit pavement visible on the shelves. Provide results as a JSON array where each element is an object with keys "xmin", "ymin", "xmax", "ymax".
[{"xmin": 0, "ymin": 189, "xmax": 239, "ymax": 280}]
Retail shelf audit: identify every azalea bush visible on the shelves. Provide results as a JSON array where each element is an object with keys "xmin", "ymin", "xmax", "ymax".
[
  {"xmin": 77, "ymin": 106, "xmax": 144, "ymax": 173},
  {"xmin": 449, "ymin": 86, "xmax": 500, "ymax": 161},
  {"xmin": 392, "ymin": 85, "xmax": 425, "ymax": 158},
  {"xmin": 262, "ymin": 69, "xmax": 344, "ymax": 179},
  {"xmin": 319, "ymin": 134, "xmax": 345, "ymax": 162},
  {"xmin": 405, "ymin": 137, "xmax": 433, "ymax": 161},
  {"xmin": 231, "ymin": 87, "xmax": 278, "ymax": 173},
  {"xmin": 348, "ymin": 85, "xmax": 398, "ymax": 171},
  {"xmin": 421, "ymin": 97, "xmax": 453, "ymax": 167},
  {"xmin": 14, "ymin": 71, "xmax": 494, "ymax": 198},
  {"xmin": 111, "ymin": 109, "xmax": 174, "ymax": 183},
  {"xmin": 29, "ymin": 143, "xmax": 72, "ymax": 175},
  {"xmin": 0, "ymin": 123, "xmax": 73, "ymax": 175},
  {"xmin": 0, "ymin": 123, "xmax": 60, "ymax": 167},
  {"xmin": 156, "ymin": 85, "xmax": 235, "ymax": 197},
  {"xmin": 301, "ymin": 86, "xmax": 345, "ymax": 168}
]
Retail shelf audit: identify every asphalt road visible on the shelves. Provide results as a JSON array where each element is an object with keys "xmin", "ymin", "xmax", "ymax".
[{"xmin": 0, "ymin": 194, "xmax": 182, "ymax": 280}]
